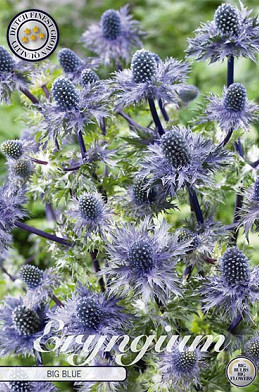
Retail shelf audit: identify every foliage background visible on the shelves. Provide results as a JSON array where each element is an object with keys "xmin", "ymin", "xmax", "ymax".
[{"xmin": 0, "ymin": 0, "xmax": 258, "ymax": 391}]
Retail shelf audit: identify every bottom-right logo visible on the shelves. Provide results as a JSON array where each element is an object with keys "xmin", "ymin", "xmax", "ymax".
[{"xmin": 227, "ymin": 356, "xmax": 256, "ymax": 387}]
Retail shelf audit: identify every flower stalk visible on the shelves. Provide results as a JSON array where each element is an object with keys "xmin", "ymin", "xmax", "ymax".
[
  {"xmin": 15, "ymin": 221, "xmax": 71, "ymax": 246},
  {"xmin": 148, "ymin": 97, "xmax": 165, "ymax": 136}
]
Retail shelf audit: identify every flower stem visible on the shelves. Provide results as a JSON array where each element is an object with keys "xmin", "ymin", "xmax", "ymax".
[
  {"xmin": 31, "ymin": 158, "xmax": 48, "ymax": 165},
  {"xmin": 148, "ymin": 98, "xmax": 165, "ymax": 136},
  {"xmin": 41, "ymin": 84, "xmax": 50, "ymax": 99},
  {"xmin": 90, "ymin": 250, "xmax": 105, "ymax": 292},
  {"xmin": 227, "ymin": 55, "xmax": 234, "ymax": 87},
  {"xmin": 50, "ymin": 294, "xmax": 64, "ymax": 307},
  {"xmin": 219, "ymin": 128, "xmax": 233, "ymax": 148},
  {"xmin": 187, "ymin": 186, "xmax": 204, "ymax": 226},
  {"xmin": 182, "ymin": 265, "xmax": 194, "ymax": 281},
  {"xmin": 228, "ymin": 313, "xmax": 242, "ymax": 333},
  {"xmin": 158, "ymin": 98, "xmax": 169, "ymax": 122},
  {"xmin": 20, "ymin": 88, "xmax": 39, "ymax": 104},
  {"xmin": 251, "ymin": 158, "xmax": 259, "ymax": 168},
  {"xmin": 76, "ymin": 130, "xmax": 87, "ymax": 160},
  {"xmin": 117, "ymin": 110, "xmax": 145, "ymax": 131},
  {"xmin": 1, "ymin": 265, "xmax": 16, "ymax": 281},
  {"xmin": 15, "ymin": 221, "xmax": 71, "ymax": 246},
  {"xmin": 100, "ymin": 118, "xmax": 106, "ymax": 136}
]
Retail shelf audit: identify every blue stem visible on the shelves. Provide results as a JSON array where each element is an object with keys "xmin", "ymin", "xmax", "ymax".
[{"xmin": 148, "ymin": 98, "xmax": 165, "ymax": 136}]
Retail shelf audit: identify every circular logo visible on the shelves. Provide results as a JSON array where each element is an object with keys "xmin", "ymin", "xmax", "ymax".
[
  {"xmin": 226, "ymin": 356, "xmax": 256, "ymax": 387},
  {"xmin": 7, "ymin": 9, "xmax": 59, "ymax": 61}
]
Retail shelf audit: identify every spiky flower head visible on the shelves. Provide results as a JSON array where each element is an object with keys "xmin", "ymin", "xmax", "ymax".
[
  {"xmin": 239, "ymin": 178, "xmax": 259, "ymax": 237},
  {"xmin": 76, "ymin": 297, "xmax": 102, "ymax": 330},
  {"xmin": 202, "ymin": 246, "xmax": 259, "ymax": 319},
  {"xmin": 245, "ymin": 337, "xmax": 259, "ymax": 365},
  {"xmin": 102, "ymin": 219, "xmax": 190, "ymax": 303},
  {"xmin": 79, "ymin": 193, "xmax": 103, "ymax": 221},
  {"xmin": 114, "ymin": 54, "xmax": 189, "ymax": 107},
  {"xmin": 140, "ymin": 126, "xmax": 230, "ymax": 197},
  {"xmin": 0, "ymin": 46, "xmax": 29, "ymax": 103},
  {"xmin": 221, "ymin": 247, "xmax": 250, "ymax": 286},
  {"xmin": 12, "ymin": 159, "xmax": 32, "ymax": 178},
  {"xmin": 177, "ymin": 229, "xmax": 201, "ymax": 254},
  {"xmin": 0, "ymin": 46, "xmax": 15, "ymax": 73},
  {"xmin": 214, "ymin": 3, "xmax": 240, "ymax": 36},
  {"xmin": 51, "ymin": 77, "xmax": 79, "ymax": 111},
  {"xmin": 48, "ymin": 284, "xmax": 128, "ymax": 352},
  {"xmin": 161, "ymin": 130, "xmax": 191, "ymax": 168},
  {"xmin": 3, "ymin": 382, "xmax": 57, "ymax": 392},
  {"xmin": 19, "ymin": 265, "xmax": 43, "ymax": 289},
  {"xmin": 187, "ymin": 2, "xmax": 259, "ymax": 62},
  {"xmin": 101, "ymin": 10, "xmax": 121, "ymax": 40},
  {"xmin": 1, "ymin": 140, "xmax": 23, "ymax": 160},
  {"xmin": 68, "ymin": 192, "xmax": 111, "ymax": 237},
  {"xmin": 12, "ymin": 305, "xmax": 41, "ymax": 336},
  {"xmin": 253, "ymin": 178, "xmax": 259, "ymax": 202},
  {"xmin": 81, "ymin": 69, "xmax": 99, "ymax": 87},
  {"xmin": 132, "ymin": 177, "xmax": 156, "ymax": 206},
  {"xmin": 160, "ymin": 343, "xmax": 202, "ymax": 389},
  {"xmin": 201, "ymin": 84, "xmax": 258, "ymax": 132},
  {"xmin": 178, "ymin": 85, "xmax": 199, "ymax": 104},
  {"xmin": 131, "ymin": 49, "xmax": 157, "ymax": 83},
  {"xmin": 0, "ymin": 185, "xmax": 26, "ymax": 253},
  {"xmin": 19, "ymin": 265, "xmax": 59, "ymax": 307},
  {"xmin": 0, "ymin": 296, "xmax": 48, "ymax": 357},
  {"xmin": 224, "ymin": 83, "xmax": 247, "ymax": 112},
  {"xmin": 81, "ymin": 5, "xmax": 143, "ymax": 65},
  {"xmin": 9, "ymin": 381, "xmax": 32, "ymax": 392},
  {"xmin": 58, "ymin": 48, "xmax": 82, "ymax": 74}
]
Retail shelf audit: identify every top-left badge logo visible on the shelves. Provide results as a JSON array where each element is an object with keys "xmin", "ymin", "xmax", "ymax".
[{"xmin": 7, "ymin": 9, "xmax": 59, "ymax": 61}]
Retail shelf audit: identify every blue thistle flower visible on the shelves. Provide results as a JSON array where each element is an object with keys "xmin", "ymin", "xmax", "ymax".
[
  {"xmin": 48, "ymin": 284, "xmax": 128, "ymax": 352},
  {"xmin": 214, "ymin": 3, "xmax": 240, "ymax": 36},
  {"xmin": 160, "ymin": 342, "xmax": 203, "ymax": 389},
  {"xmin": 0, "ymin": 185, "xmax": 26, "ymax": 253},
  {"xmin": 68, "ymin": 192, "xmax": 112, "ymax": 236},
  {"xmin": 102, "ymin": 219, "xmax": 189, "ymax": 303},
  {"xmin": 124, "ymin": 175, "xmax": 176, "ymax": 217},
  {"xmin": 245, "ymin": 337, "xmax": 259, "ymax": 365},
  {"xmin": 202, "ymin": 247, "xmax": 259, "ymax": 319},
  {"xmin": 240, "ymin": 178, "xmax": 259, "ymax": 237},
  {"xmin": 58, "ymin": 48, "xmax": 82, "ymax": 73},
  {"xmin": 0, "ymin": 46, "xmax": 15, "ymax": 72},
  {"xmin": 101, "ymin": 10, "xmax": 122, "ymax": 40},
  {"xmin": 1, "ymin": 140, "xmax": 23, "ymax": 160},
  {"xmin": 52, "ymin": 77, "xmax": 79, "ymax": 111},
  {"xmin": 58, "ymin": 48, "xmax": 100, "ymax": 81},
  {"xmin": 114, "ymin": 50, "xmax": 189, "ymax": 108},
  {"xmin": 202, "ymin": 83, "xmax": 258, "ymax": 132},
  {"xmin": 140, "ymin": 126, "xmax": 230, "ymax": 197},
  {"xmin": 19, "ymin": 265, "xmax": 60, "ymax": 307},
  {"xmin": 0, "ymin": 46, "xmax": 30, "ymax": 103},
  {"xmin": 10, "ymin": 159, "xmax": 32, "ymax": 179},
  {"xmin": 40, "ymin": 77, "xmax": 109, "ymax": 141},
  {"xmin": 0, "ymin": 296, "xmax": 48, "ymax": 357},
  {"xmin": 81, "ymin": 69, "xmax": 99, "ymax": 87},
  {"xmin": 131, "ymin": 49, "xmax": 157, "ymax": 83},
  {"xmin": 187, "ymin": 2, "xmax": 259, "ymax": 62},
  {"xmin": 177, "ymin": 85, "xmax": 199, "ymax": 104},
  {"xmin": 1, "ymin": 382, "xmax": 57, "ymax": 392},
  {"xmin": 81, "ymin": 5, "xmax": 144, "ymax": 65}
]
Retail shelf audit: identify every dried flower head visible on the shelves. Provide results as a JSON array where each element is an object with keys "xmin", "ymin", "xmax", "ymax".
[
  {"xmin": 58, "ymin": 48, "xmax": 100, "ymax": 81},
  {"xmin": 81, "ymin": 69, "xmax": 99, "ymax": 87},
  {"xmin": 187, "ymin": 2, "xmax": 259, "ymax": 62},
  {"xmin": 81, "ymin": 5, "xmax": 144, "ymax": 65},
  {"xmin": 202, "ymin": 83, "xmax": 258, "ymax": 132},
  {"xmin": 245, "ymin": 337, "xmax": 259, "ymax": 365}
]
